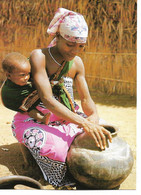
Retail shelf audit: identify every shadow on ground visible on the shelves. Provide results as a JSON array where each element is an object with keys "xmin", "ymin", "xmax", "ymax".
[
  {"xmin": 74, "ymin": 91, "xmax": 136, "ymax": 108},
  {"xmin": 0, "ymin": 143, "xmax": 50, "ymax": 187}
]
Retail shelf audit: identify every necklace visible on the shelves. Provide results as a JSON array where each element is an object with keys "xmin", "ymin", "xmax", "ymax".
[{"xmin": 48, "ymin": 47, "xmax": 62, "ymax": 66}]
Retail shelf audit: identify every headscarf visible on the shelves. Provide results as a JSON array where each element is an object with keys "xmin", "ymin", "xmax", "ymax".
[{"xmin": 47, "ymin": 8, "xmax": 88, "ymax": 45}]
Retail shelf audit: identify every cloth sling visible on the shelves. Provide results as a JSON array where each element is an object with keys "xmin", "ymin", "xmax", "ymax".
[{"xmin": 50, "ymin": 60, "xmax": 75, "ymax": 112}]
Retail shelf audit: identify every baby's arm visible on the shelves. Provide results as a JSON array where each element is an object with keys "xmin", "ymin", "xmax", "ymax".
[{"xmin": 28, "ymin": 109, "xmax": 51, "ymax": 125}]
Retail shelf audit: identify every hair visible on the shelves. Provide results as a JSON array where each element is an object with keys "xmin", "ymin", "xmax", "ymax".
[{"xmin": 2, "ymin": 52, "xmax": 28, "ymax": 73}]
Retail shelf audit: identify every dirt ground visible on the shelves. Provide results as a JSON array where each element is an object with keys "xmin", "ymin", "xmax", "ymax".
[{"xmin": 0, "ymin": 91, "xmax": 136, "ymax": 190}]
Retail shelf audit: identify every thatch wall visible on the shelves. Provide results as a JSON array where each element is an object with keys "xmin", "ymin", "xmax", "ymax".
[{"xmin": 0, "ymin": 0, "xmax": 137, "ymax": 96}]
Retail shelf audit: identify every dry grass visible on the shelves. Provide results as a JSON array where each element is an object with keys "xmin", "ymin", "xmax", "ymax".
[{"xmin": 0, "ymin": 0, "xmax": 137, "ymax": 95}]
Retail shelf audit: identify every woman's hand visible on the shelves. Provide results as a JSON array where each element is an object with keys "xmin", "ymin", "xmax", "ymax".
[{"xmin": 80, "ymin": 119, "xmax": 112, "ymax": 150}]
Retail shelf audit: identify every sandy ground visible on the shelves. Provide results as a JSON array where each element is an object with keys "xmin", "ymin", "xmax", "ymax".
[{"xmin": 0, "ymin": 92, "xmax": 136, "ymax": 190}]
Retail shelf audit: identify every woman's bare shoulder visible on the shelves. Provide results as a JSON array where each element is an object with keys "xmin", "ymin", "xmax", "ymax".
[
  {"xmin": 30, "ymin": 48, "xmax": 48, "ymax": 64},
  {"xmin": 30, "ymin": 48, "xmax": 45, "ymax": 58},
  {"xmin": 74, "ymin": 56, "xmax": 84, "ymax": 70},
  {"xmin": 30, "ymin": 49, "xmax": 47, "ymax": 69},
  {"xmin": 74, "ymin": 56, "xmax": 83, "ymax": 63}
]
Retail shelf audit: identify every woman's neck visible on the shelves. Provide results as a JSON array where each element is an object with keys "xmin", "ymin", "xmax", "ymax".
[{"xmin": 49, "ymin": 46, "xmax": 65, "ymax": 66}]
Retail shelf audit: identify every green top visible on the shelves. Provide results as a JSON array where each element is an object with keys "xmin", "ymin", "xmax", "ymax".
[
  {"xmin": 50, "ymin": 60, "xmax": 74, "ymax": 111},
  {"xmin": 50, "ymin": 60, "xmax": 74, "ymax": 80},
  {"xmin": 1, "ymin": 79, "xmax": 40, "ymax": 112}
]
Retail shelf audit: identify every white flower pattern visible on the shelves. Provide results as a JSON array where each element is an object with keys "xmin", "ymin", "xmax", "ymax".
[{"xmin": 23, "ymin": 127, "xmax": 46, "ymax": 150}]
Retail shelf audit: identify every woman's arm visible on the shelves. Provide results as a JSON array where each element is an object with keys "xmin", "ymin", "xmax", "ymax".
[
  {"xmin": 74, "ymin": 56, "xmax": 99, "ymax": 123},
  {"xmin": 74, "ymin": 57, "xmax": 112, "ymax": 149}
]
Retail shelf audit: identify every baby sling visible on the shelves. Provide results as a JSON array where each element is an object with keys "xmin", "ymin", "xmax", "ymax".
[{"xmin": 50, "ymin": 60, "xmax": 75, "ymax": 112}]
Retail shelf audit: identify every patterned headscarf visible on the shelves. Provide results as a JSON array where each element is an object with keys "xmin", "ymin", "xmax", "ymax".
[{"xmin": 47, "ymin": 8, "xmax": 88, "ymax": 45}]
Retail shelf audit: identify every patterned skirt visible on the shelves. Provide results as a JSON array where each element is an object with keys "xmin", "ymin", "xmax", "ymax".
[{"xmin": 11, "ymin": 106, "xmax": 84, "ymax": 187}]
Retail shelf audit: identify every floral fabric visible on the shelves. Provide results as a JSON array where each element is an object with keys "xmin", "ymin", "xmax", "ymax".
[{"xmin": 47, "ymin": 8, "xmax": 88, "ymax": 44}]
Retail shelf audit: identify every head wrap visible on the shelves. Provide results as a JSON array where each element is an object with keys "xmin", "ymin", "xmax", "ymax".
[{"xmin": 47, "ymin": 8, "xmax": 88, "ymax": 44}]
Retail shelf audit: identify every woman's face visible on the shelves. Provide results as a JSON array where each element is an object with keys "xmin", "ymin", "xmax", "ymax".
[
  {"xmin": 56, "ymin": 35, "xmax": 86, "ymax": 61},
  {"xmin": 8, "ymin": 60, "xmax": 31, "ymax": 86}
]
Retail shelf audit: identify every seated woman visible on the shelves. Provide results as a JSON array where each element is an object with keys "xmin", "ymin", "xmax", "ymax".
[{"xmin": 3, "ymin": 8, "xmax": 112, "ymax": 187}]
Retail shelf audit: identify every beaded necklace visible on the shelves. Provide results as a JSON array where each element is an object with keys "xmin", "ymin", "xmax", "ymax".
[{"xmin": 48, "ymin": 47, "xmax": 62, "ymax": 66}]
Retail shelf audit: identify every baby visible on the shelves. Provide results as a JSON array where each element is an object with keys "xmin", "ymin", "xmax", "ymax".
[{"xmin": 1, "ymin": 52, "xmax": 51, "ymax": 125}]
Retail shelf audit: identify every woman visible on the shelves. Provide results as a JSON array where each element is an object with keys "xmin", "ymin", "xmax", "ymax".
[{"xmin": 12, "ymin": 8, "xmax": 112, "ymax": 187}]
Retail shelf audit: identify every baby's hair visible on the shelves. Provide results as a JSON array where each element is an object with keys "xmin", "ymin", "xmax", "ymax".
[{"xmin": 2, "ymin": 52, "xmax": 28, "ymax": 73}]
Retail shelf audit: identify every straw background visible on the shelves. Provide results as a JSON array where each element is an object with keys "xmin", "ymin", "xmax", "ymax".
[{"xmin": 0, "ymin": 0, "xmax": 137, "ymax": 96}]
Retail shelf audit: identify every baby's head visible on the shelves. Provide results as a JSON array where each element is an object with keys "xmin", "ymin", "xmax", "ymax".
[{"xmin": 2, "ymin": 52, "xmax": 31, "ymax": 86}]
